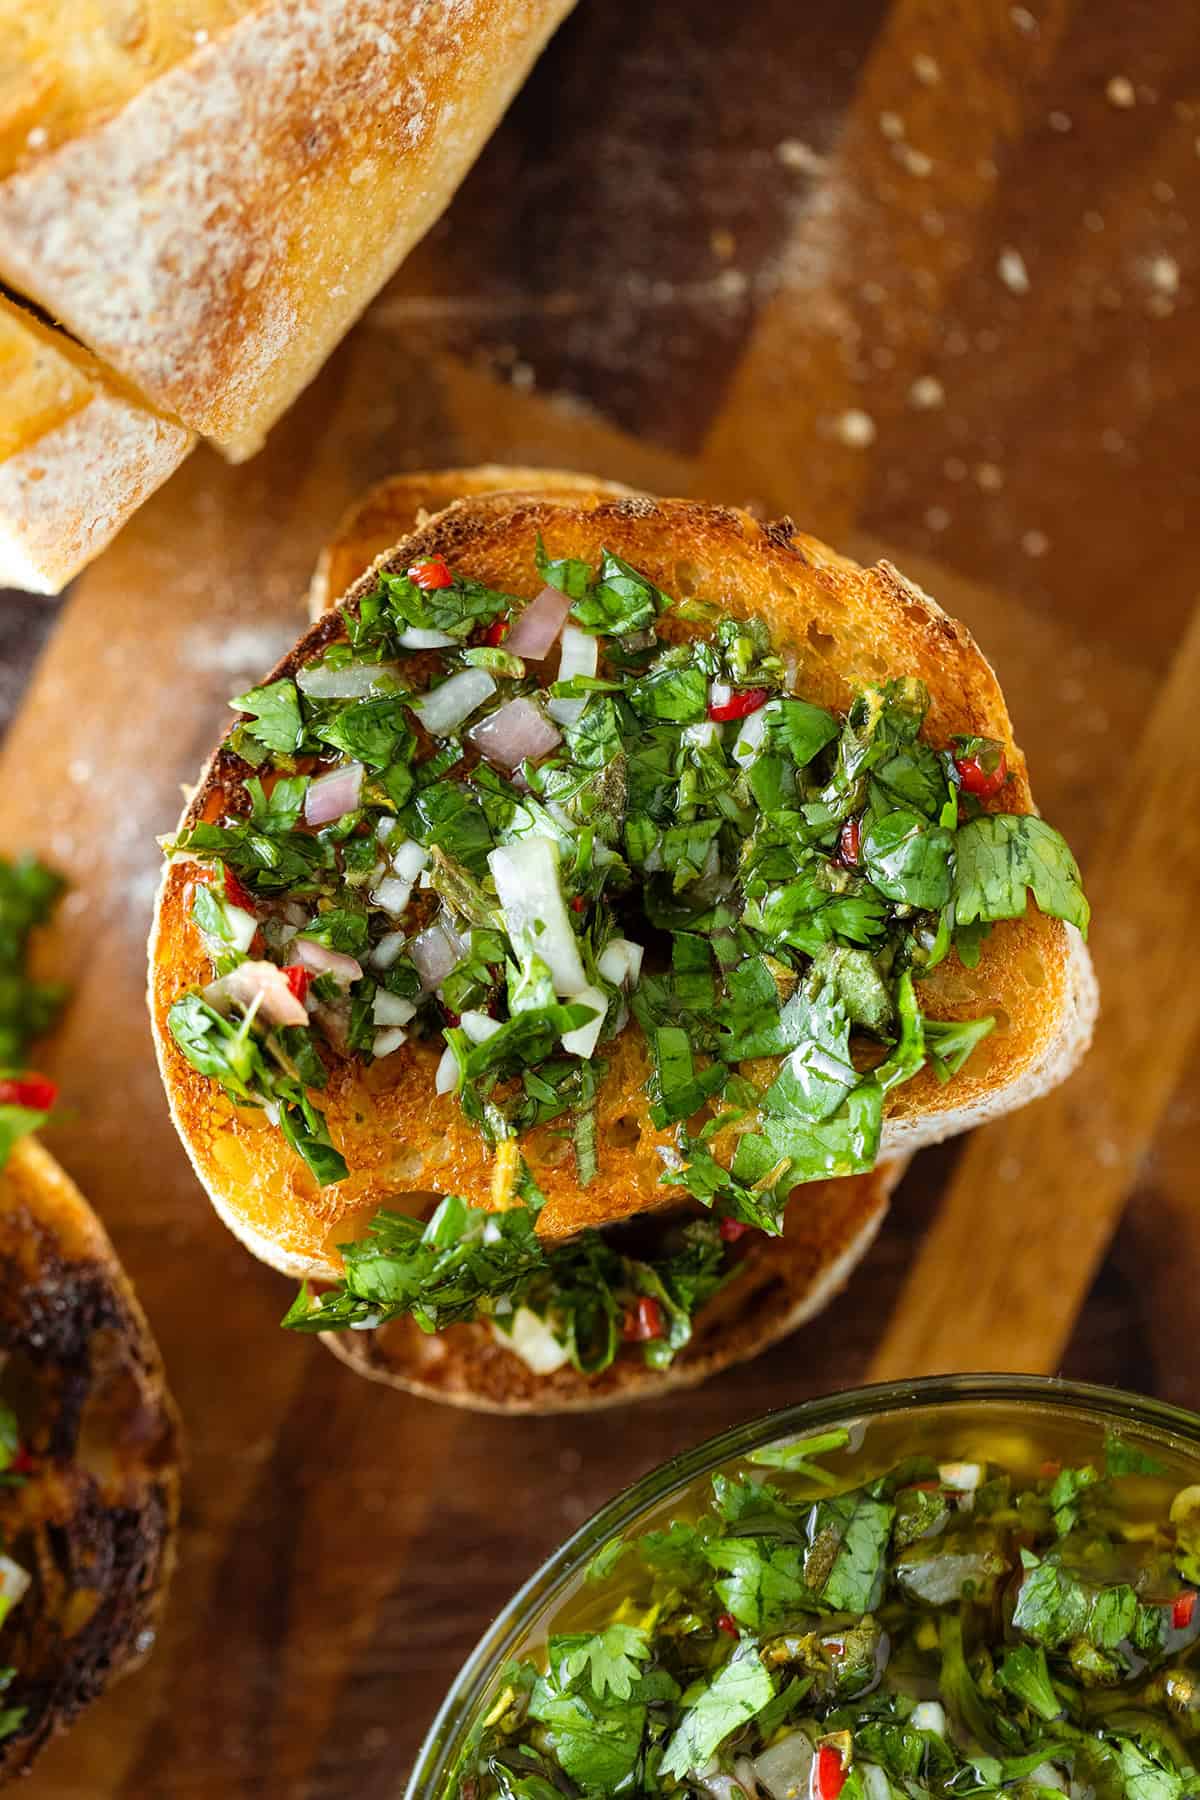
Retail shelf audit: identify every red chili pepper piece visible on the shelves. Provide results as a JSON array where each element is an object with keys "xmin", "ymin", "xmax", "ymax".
[
  {"xmin": 816, "ymin": 1746, "xmax": 846, "ymax": 1800},
  {"xmin": 224, "ymin": 867, "xmax": 258, "ymax": 914},
  {"xmin": 482, "ymin": 614, "xmax": 510, "ymax": 647},
  {"xmin": 570, "ymin": 895, "xmax": 587, "ymax": 914},
  {"xmin": 954, "ymin": 748, "xmax": 1008, "ymax": 799},
  {"xmin": 838, "ymin": 817, "xmax": 862, "ymax": 867},
  {"xmin": 442, "ymin": 1009, "xmax": 461, "ymax": 1029},
  {"xmin": 0, "ymin": 1074, "xmax": 57, "ymax": 1112},
  {"xmin": 907, "ymin": 1479, "xmax": 941, "ymax": 1492},
  {"xmin": 708, "ymin": 687, "xmax": 770, "ymax": 723},
  {"xmin": 622, "ymin": 1296, "xmax": 665, "ymax": 1343},
  {"xmin": 716, "ymin": 1612, "xmax": 739, "ymax": 1637},
  {"xmin": 9, "ymin": 1446, "xmax": 35, "ymax": 1476},
  {"xmin": 719, "ymin": 1216, "xmax": 750, "ymax": 1243},
  {"xmin": 1039, "ymin": 1459, "xmax": 1062, "ymax": 1479},
  {"xmin": 281, "ymin": 965, "xmax": 311, "ymax": 1004},
  {"xmin": 1174, "ymin": 1591, "xmax": 1196, "ymax": 1630},
  {"xmin": 408, "ymin": 557, "xmax": 454, "ymax": 590}
]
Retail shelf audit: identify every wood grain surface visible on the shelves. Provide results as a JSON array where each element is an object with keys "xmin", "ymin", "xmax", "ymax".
[{"xmin": 0, "ymin": 0, "xmax": 1197, "ymax": 1793}]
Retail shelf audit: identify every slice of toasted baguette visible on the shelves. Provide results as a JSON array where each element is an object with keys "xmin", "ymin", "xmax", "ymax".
[
  {"xmin": 149, "ymin": 481, "xmax": 1096, "ymax": 1283},
  {"xmin": 0, "ymin": 296, "xmax": 192, "ymax": 594},
  {"xmin": 0, "ymin": 0, "xmax": 575, "ymax": 460},
  {"xmin": 323, "ymin": 1160, "xmax": 903, "ymax": 1413},
  {"xmin": 0, "ymin": 1135, "xmax": 180, "ymax": 1779}
]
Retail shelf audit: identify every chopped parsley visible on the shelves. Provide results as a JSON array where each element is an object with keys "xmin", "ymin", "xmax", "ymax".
[
  {"xmin": 0, "ymin": 855, "xmax": 67, "ymax": 1170},
  {"xmin": 446, "ymin": 1424, "xmax": 1200, "ymax": 1800},
  {"xmin": 163, "ymin": 552, "xmax": 1088, "ymax": 1369}
]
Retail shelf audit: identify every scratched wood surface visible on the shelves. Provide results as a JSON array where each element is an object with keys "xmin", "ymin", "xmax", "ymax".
[{"xmin": 1, "ymin": 0, "xmax": 1198, "ymax": 1793}]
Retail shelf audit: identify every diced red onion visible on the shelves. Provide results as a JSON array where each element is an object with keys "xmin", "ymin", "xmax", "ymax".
[
  {"xmin": 410, "ymin": 921, "xmax": 462, "ymax": 990},
  {"xmin": 547, "ymin": 623, "xmax": 598, "ymax": 726},
  {"xmin": 298, "ymin": 661, "xmax": 402, "ymax": 699},
  {"xmin": 304, "ymin": 761, "xmax": 364, "ymax": 826},
  {"xmin": 504, "ymin": 585, "xmax": 570, "ymax": 658},
  {"xmin": 294, "ymin": 937, "xmax": 363, "ymax": 988},
  {"xmin": 468, "ymin": 696, "xmax": 561, "ymax": 772},
  {"xmin": 410, "ymin": 668, "xmax": 496, "ymax": 736},
  {"xmin": 204, "ymin": 960, "xmax": 308, "ymax": 1029},
  {"xmin": 311, "ymin": 997, "xmax": 350, "ymax": 1053}
]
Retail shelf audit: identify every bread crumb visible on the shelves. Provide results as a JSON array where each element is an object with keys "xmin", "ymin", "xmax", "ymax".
[
  {"xmin": 1021, "ymin": 528, "xmax": 1049, "ymax": 557},
  {"xmin": 1144, "ymin": 254, "xmax": 1180, "ymax": 294},
  {"xmin": 1101, "ymin": 427, "xmax": 1126, "ymax": 453},
  {"xmin": 975, "ymin": 462, "xmax": 1004, "ymax": 491},
  {"xmin": 1009, "ymin": 5, "xmax": 1036, "ymax": 32},
  {"xmin": 943, "ymin": 456, "xmax": 967, "ymax": 481},
  {"xmin": 775, "ymin": 139, "xmax": 827, "ymax": 175},
  {"xmin": 879, "ymin": 112, "xmax": 905, "ymax": 141},
  {"xmin": 1048, "ymin": 110, "xmax": 1072, "ymax": 132},
  {"xmin": 834, "ymin": 409, "xmax": 876, "ymax": 448},
  {"xmin": 25, "ymin": 126, "xmax": 48, "ymax": 151},
  {"xmin": 1083, "ymin": 210, "xmax": 1105, "ymax": 233},
  {"xmin": 997, "ymin": 247, "xmax": 1030, "ymax": 293},
  {"xmin": 925, "ymin": 505, "xmax": 951, "ymax": 531},
  {"xmin": 909, "ymin": 374, "xmax": 945, "ymax": 409},
  {"xmin": 897, "ymin": 145, "xmax": 933, "ymax": 177},
  {"xmin": 510, "ymin": 361, "xmax": 536, "ymax": 392},
  {"xmin": 912, "ymin": 53, "xmax": 941, "ymax": 85},
  {"xmin": 1106, "ymin": 75, "xmax": 1136, "ymax": 108}
]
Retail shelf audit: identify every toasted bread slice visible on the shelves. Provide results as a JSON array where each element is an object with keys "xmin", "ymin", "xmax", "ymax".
[
  {"xmin": 323, "ymin": 1160, "xmax": 902, "ymax": 1412},
  {"xmin": 149, "ymin": 478, "xmax": 1096, "ymax": 1286},
  {"xmin": 0, "ymin": 1135, "xmax": 180, "ymax": 1779},
  {"xmin": 0, "ymin": 0, "xmax": 575, "ymax": 459},
  {"xmin": 0, "ymin": 295, "xmax": 192, "ymax": 594}
]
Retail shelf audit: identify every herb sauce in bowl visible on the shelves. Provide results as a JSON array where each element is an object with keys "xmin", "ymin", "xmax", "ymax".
[{"xmin": 419, "ymin": 1383, "xmax": 1200, "ymax": 1800}]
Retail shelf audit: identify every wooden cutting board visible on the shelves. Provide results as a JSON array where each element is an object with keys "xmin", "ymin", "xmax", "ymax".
[{"xmin": 3, "ymin": 0, "xmax": 1199, "ymax": 1793}]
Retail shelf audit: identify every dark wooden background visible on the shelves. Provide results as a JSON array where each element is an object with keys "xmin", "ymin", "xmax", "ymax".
[{"xmin": 2, "ymin": 0, "xmax": 1199, "ymax": 1792}]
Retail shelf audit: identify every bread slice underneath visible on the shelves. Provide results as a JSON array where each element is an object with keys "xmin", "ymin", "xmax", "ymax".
[
  {"xmin": 323, "ymin": 1160, "xmax": 902, "ymax": 1413},
  {"xmin": 0, "ymin": 296, "xmax": 191, "ymax": 594},
  {"xmin": 0, "ymin": 1136, "xmax": 180, "ymax": 1778},
  {"xmin": 149, "ymin": 478, "xmax": 1096, "ymax": 1283}
]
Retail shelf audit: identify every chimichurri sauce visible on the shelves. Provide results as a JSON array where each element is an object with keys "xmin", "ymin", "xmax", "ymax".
[{"xmin": 447, "ymin": 1409, "xmax": 1200, "ymax": 1800}]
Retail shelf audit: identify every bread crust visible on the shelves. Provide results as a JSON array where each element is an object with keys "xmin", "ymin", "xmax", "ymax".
[
  {"xmin": 0, "ymin": 0, "xmax": 576, "ymax": 458},
  {"xmin": 323, "ymin": 1160, "xmax": 903, "ymax": 1412},
  {"xmin": 0, "ymin": 297, "xmax": 192, "ymax": 594},
  {"xmin": 149, "ymin": 478, "xmax": 1096, "ymax": 1289},
  {"xmin": 0, "ymin": 1137, "xmax": 180, "ymax": 1779}
]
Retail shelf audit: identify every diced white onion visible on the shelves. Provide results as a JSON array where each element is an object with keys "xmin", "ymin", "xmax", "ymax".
[
  {"xmin": 372, "ymin": 1027, "xmax": 409, "ymax": 1058},
  {"xmin": 293, "ymin": 938, "xmax": 363, "ymax": 988},
  {"xmin": 468, "ymin": 696, "xmax": 562, "ymax": 772},
  {"xmin": 597, "ymin": 937, "xmax": 645, "ymax": 989},
  {"xmin": 390, "ymin": 839, "xmax": 429, "ymax": 881},
  {"xmin": 494, "ymin": 1306, "xmax": 570, "ymax": 1374},
  {"xmin": 410, "ymin": 921, "xmax": 463, "ymax": 990},
  {"xmin": 370, "ymin": 930, "xmax": 407, "ymax": 971},
  {"xmin": 376, "ymin": 816, "xmax": 398, "ymax": 843},
  {"xmin": 204, "ymin": 960, "xmax": 309, "ymax": 1030},
  {"xmin": 410, "ymin": 668, "xmax": 496, "ymax": 736},
  {"xmin": 709, "ymin": 679, "xmax": 733, "ymax": 711},
  {"xmin": 371, "ymin": 874, "xmax": 416, "ymax": 917},
  {"xmin": 305, "ymin": 761, "xmax": 365, "ymax": 826},
  {"xmin": 1031, "ymin": 1768, "xmax": 1066, "ymax": 1793},
  {"xmin": 397, "ymin": 626, "xmax": 456, "ymax": 649},
  {"xmin": 911, "ymin": 1701, "xmax": 947, "ymax": 1736},
  {"xmin": 297, "ymin": 660, "xmax": 401, "ymax": 699},
  {"xmin": 488, "ymin": 838, "xmax": 586, "ymax": 996},
  {"xmin": 561, "ymin": 984, "xmax": 607, "ymax": 1058},
  {"xmin": 223, "ymin": 903, "xmax": 258, "ymax": 954},
  {"xmin": 683, "ymin": 719, "xmax": 721, "ymax": 750},
  {"xmin": 938, "ymin": 1461, "xmax": 983, "ymax": 1492},
  {"xmin": 753, "ymin": 1728, "xmax": 814, "ymax": 1800},
  {"xmin": 733, "ymin": 703, "xmax": 772, "ymax": 766},
  {"xmin": 547, "ymin": 623, "xmax": 598, "ymax": 726},
  {"xmin": 435, "ymin": 1043, "xmax": 459, "ymax": 1094},
  {"xmin": 372, "ymin": 990, "xmax": 416, "ymax": 1027},
  {"xmin": 504, "ymin": 585, "xmax": 570, "ymax": 658},
  {"xmin": 0, "ymin": 1554, "xmax": 30, "ymax": 1610},
  {"xmin": 861, "ymin": 1765, "xmax": 892, "ymax": 1800},
  {"xmin": 457, "ymin": 1010, "xmax": 500, "ymax": 1044}
]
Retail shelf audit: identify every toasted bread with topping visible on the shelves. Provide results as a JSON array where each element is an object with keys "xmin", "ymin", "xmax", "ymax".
[
  {"xmin": 0, "ymin": 1135, "xmax": 180, "ymax": 1779},
  {"xmin": 149, "ymin": 475, "xmax": 1096, "ymax": 1298}
]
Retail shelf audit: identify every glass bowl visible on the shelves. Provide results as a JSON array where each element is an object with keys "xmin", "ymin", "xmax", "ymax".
[{"xmin": 404, "ymin": 1375, "xmax": 1200, "ymax": 1800}]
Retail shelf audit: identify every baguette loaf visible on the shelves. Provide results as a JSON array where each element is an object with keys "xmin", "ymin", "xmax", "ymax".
[
  {"xmin": 0, "ymin": 296, "xmax": 191, "ymax": 593},
  {"xmin": 0, "ymin": 1135, "xmax": 180, "ymax": 1778},
  {"xmin": 0, "ymin": 0, "xmax": 576, "ymax": 459},
  {"xmin": 149, "ymin": 476, "xmax": 1097, "ymax": 1286}
]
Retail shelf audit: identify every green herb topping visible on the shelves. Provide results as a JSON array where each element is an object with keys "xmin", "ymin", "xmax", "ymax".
[
  {"xmin": 447, "ymin": 1424, "xmax": 1200, "ymax": 1800},
  {"xmin": 163, "ymin": 551, "xmax": 1088, "ymax": 1367},
  {"xmin": 0, "ymin": 855, "xmax": 66, "ymax": 1170}
]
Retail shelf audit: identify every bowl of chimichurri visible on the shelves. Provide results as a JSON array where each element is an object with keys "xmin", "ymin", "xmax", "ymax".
[{"xmin": 406, "ymin": 1376, "xmax": 1200, "ymax": 1800}]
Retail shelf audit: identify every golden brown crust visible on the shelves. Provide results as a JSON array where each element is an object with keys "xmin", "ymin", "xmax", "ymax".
[
  {"xmin": 322, "ymin": 1161, "xmax": 902, "ymax": 1413},
  {"xmin": 0, "ymin": 1136, "xmax": 180, "ymax": 1780},
  {"xmin": 0, "ymin": 296, "xmax": 192, "ymax": 594},
  {"xmin": 0, "ymin": 0, "xmax": 576, "ymax": 457},
  {"xmin": 150, "ymin": 483, "xmax": 1091, "ymax": 1286}
]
